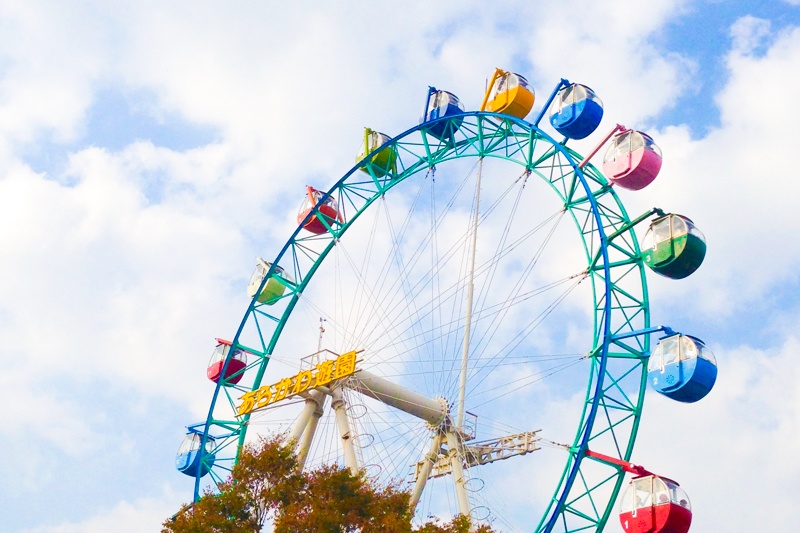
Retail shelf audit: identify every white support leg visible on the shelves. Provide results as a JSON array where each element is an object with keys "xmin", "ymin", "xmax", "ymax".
[
  {"xmin": 295, "ymin": 392, "xmax": 326, "ymax": 471},
  {"xmin": 290, "ymin": 390, "xmax": 325, "ymax": 443},
  {"xmin": 409, "ymin": 432, "xmax": 442, "ymax": 511},
  {"xmin": 331, "ymin": 386, "xmax": 359, "ymax": 475},
  {"xmin": 445, "ymin": 430, "xmax": 472, "ymax": 523}
]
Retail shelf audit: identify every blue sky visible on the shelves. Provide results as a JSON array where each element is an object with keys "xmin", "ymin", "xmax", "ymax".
[{"xmin": 2, "ymin": 1, "xmax": 800, "ymax": 532}]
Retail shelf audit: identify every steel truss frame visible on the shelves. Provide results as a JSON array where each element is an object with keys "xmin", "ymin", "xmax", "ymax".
[{"xmin": 192, "ymin": 111, "xmax": 651, "ymax": 533}]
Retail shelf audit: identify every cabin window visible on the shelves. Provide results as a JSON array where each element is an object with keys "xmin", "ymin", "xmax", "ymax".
[
  {"xmin": 647, "ymin": 344, "xmax": 662, "ymax": 372},
  {"xmin": 653, "ymin": 477, "xmax": 669, "ymax": 505},
  {"xmin": 619, "ymin": 484, "xmax": 634, "ymax": 513},
  {"xmin": 633, "ymin": 477, "xmax": 653, "ymax": 510},
  {"xmin": 666, "ymin": 481, "xmax": 691, "ymax": 510},
  {"xmin": 630, "ymin": 132, "xmax": 645, "ymax": 152},
  {"xmin": 695, "ymin": 339, "xmax": 716, "ymax": 365},
  {"xmin": 561, "ymin": 85, "xmax": 574, "ymax": 106},
  {"xmin": 641, "ymin": 227, "xmax": 655, "ymax": 251},
  {"xmin": 680, "ymin": 337, "xmax": 698, "ymax": 361},
  {"xmin": 653, "ymin": 219, "xmax": 672, "ymax": 244},
  {"xmin": 249, "ymin": 265, "xmax": 266, "ymax": 287},
  {"xmin": 643, "ymin": 135, "xmax": 662, "ymax": 158},
  {"xmin": 672, "ymin": 216, "xmax": 688, "ymax": 238},
  {"xmin": 615, "ymin": 132, "xmax": 632, "ymax": 157},
  {"xmin": 661, "ymin": 336, "xmax": 680, "ymax": 366}
]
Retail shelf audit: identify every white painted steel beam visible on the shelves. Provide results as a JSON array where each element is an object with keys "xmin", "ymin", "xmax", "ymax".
[
  {"xmin": 409, "ymin": 432, "xmax": 442, "ymax": 511},
  {"xmin": 415, "ymin": 430, "xmax": 542, "ymax": 479},
  {"xmin": 289, "ymin": 390, "xmax": 325, "ymax": 443},
  {"xmin": 457, "ymin": 156, "xmax": 482, "ymax": 430},
  {"xmin": 445, "ymin": 431, "xmax": 472, "ymax": 523},
  {"xmin": 296, "ymin": 392, "xmax": 326, "ymax": 471},
  {"xmin": 331, "ymin": 386, "xmax": 359, "ymax": 475},
  {"xmin": 345, "ymin": 369, "xmax": 447, "ymax": 427}
]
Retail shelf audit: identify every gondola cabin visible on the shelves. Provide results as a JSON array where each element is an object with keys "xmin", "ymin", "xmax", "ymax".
[
  {"xmin": 484, "ymin": 71, "xmax": 534, "ymax": 119},
  {"xmin": 648, "ymin": 334, "xmax": 717, "ymax": 403},
  {"xmin": 297, "ymin": 186, "xmax": 342, "ymax": 234},
  {"xmin": 421, "ymin": 87, "xmax": 465, "ymax": 141},
  {"xmin": 207, "ymin": 339, "xmax": 249, "ymax": 385},
  {"xmin": 619, "ymin": 475, "xmax": 692, "ymax": 533},
  {"xmin": 549, "ymin": 83, "xmax": 603, "ymax": 139},
  {"xmin": 603, "ymin": 130, "xmax": 662, "ymax": 190},
  {"xmin": 247, "ymin": 258, "xmax": 293, "ymax": 305},
  {"xmin": 641, "ymin": 215, "xmax": 706, "ymax": 279},
  {"xmin": 175, "ymin": 432, "xmax": 216, "ymax": 477},
  {"xmin": 356, "ymin": 128, "xmax": 397, "ymax": 178}
]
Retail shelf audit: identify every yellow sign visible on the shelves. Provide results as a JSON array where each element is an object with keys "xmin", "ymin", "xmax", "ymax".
[{"xmin": 237, "ymin": 350, "xmax": 358, "ymax": 416}]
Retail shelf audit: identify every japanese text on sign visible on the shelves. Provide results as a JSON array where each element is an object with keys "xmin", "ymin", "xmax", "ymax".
[{"xmin": 237, "ymin": 351, "xmax": 358, "ymax": 416}]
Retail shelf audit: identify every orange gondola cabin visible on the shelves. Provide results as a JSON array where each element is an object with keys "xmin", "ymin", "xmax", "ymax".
[{"xmin": 483, "ymin": 69, "xmax": 535, "ymax": 120}]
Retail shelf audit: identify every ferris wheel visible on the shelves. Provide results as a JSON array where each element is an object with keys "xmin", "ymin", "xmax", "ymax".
[{"xmin": 175, "ymin": 68, "xmax": 717, "ymax": 533}]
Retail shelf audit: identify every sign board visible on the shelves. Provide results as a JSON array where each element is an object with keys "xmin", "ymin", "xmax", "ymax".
[{"xmin": 237, "ymin": 350, "xmax": 358, "ymax": 416}]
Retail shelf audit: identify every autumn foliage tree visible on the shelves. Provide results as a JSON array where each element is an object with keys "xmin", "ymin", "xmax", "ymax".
[{"xmin": 163, "ymin": 435, "xmax": 496, "ymax": 533}]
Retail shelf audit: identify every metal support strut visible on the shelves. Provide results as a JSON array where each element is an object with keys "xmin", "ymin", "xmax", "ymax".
[{"xmin": 331, "ymin": 386, "xmax": 359, "ymax": 475}]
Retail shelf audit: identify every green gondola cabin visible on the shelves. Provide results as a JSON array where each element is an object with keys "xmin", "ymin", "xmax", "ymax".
[
  {"xmin": 356, "ymin": 128, "xmax": 397, "ymax": 178},
  {"xmin": 641, "ymin": 214, "xmax": 706, "ymax": 279}
]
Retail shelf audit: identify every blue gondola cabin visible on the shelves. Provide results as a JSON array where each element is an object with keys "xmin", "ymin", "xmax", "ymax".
[
  {"xmin": 175, "ymin": 432, "xmax": 216, "ymax": 477},
  {"xmin": 648, "ymin": 334, "xmax": 717, "ymax": 403},
  {"xmin": 247, "ymin": 258, "xmax": 293, "ymax": 305},
  {"xmin": 641, "ymin": 215, "xmax": 706, "ymax": 280},
  {"xmin": 207, "ymin": 339, "xmax": 249, "ymax": 385},
  {"xmin": 619, "ymin": 475, "xmax": 692, "ymax": 533},
  {"xmin": 549, "ymin": 83, "xmax": 604, "ymax": 139},
  {"xmin": 421, "ymin": 87, "xmax": 465, "ymax": 141}
]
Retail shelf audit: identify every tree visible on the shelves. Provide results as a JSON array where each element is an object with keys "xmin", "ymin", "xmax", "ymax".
[{"xmin": 163, "ymin": 434, "xmax": 497, "ymax": 533}]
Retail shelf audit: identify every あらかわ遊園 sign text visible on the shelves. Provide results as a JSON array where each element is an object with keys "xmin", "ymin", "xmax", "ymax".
[{"xmin": 237, "ymin": 351, "xmax": 358, "ymax": 415}]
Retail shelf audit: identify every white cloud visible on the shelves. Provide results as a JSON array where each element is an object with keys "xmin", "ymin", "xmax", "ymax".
[
  {"xmin": 730, "ymin": 15, "xmax": 772, "ymax": 55},
  {"xmin": 18, "ymin": 488, "xmax": 182, "ymax": 533}
]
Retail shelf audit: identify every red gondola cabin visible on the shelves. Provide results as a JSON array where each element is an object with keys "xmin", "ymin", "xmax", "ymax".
[
  {"xmin": 207, "ymin": 339, "xmax": 249, "ymax": 385},
  {"xmin": 297, "ymin": 186, "xmax": 342, "ymax": 234},
  {"xmin": 619, "ymin": 475, "xmax": 692, "ymax": 533}
]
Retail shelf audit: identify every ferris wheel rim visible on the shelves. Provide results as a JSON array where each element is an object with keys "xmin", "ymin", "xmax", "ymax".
[{"xmin": 192, "ymin": 111, "xmax": 651, "ymax": 533}]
